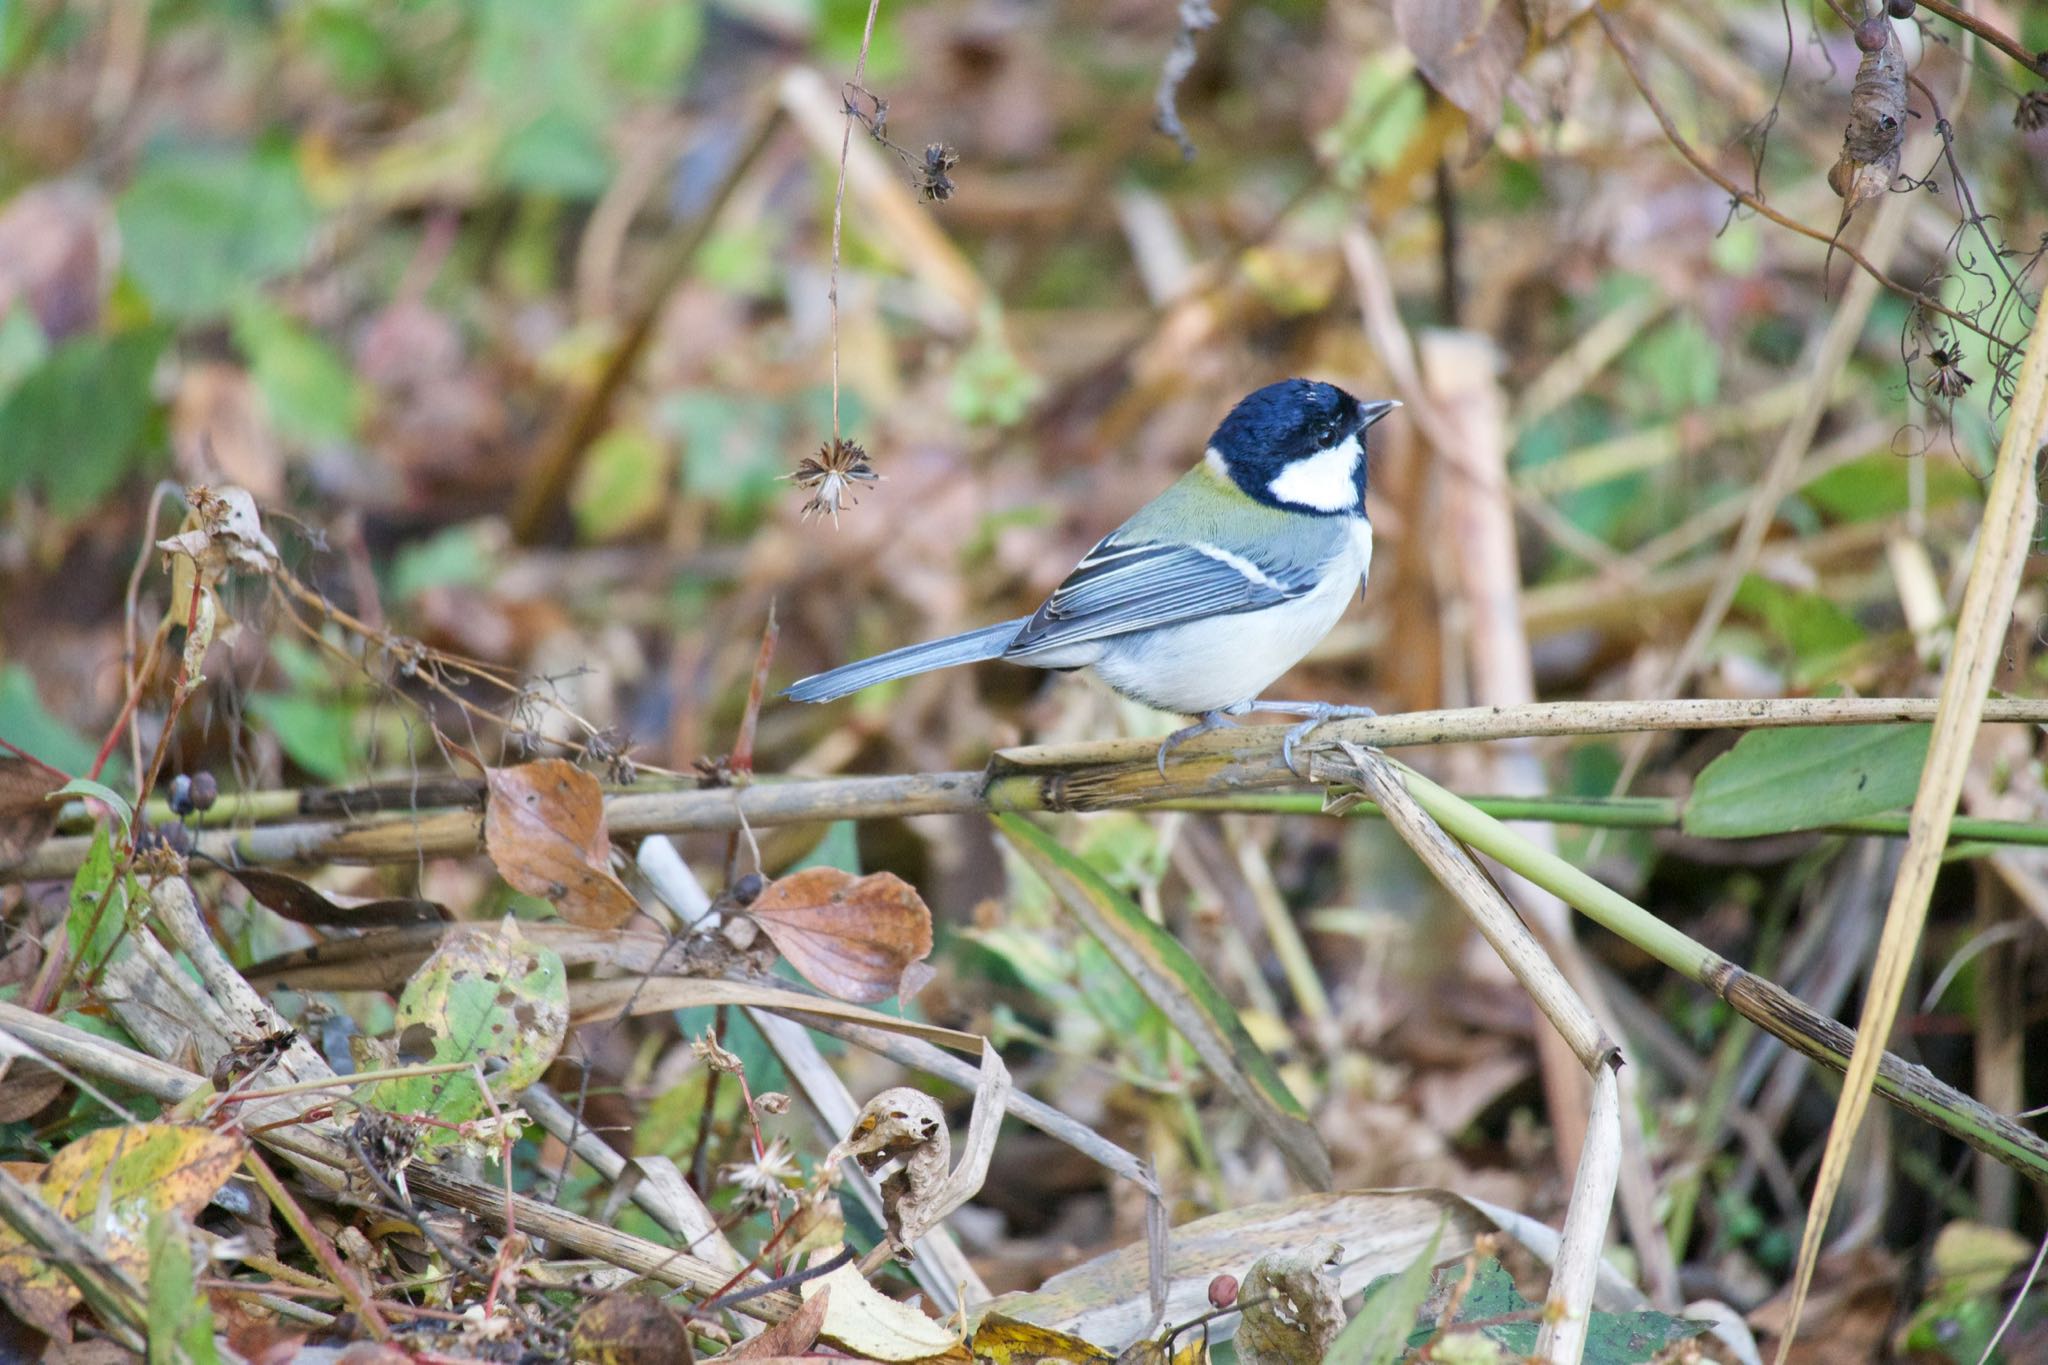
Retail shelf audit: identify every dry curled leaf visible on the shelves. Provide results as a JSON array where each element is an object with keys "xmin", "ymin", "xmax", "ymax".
[
  {"xmin": 1234, "ymin": 1240, "xmax": 1345, "ymax": 1365},
  {"xmin": 1828, "ymin": 19, "xmax": 1906, "ymax": 221},
  {"xmin": 484, "ymin": 760, "xmax": 639, "ymax": 927},
  {"xmin": 746, "ymin": 867, "xmax": 934, "ymax": 1004},
  {"xmin": 827, "ymin": 1086, "xmax": 950, "ymax": 1246},
  {"xmin": 221, "ymin": 865, "xmax": 450, "ymax": 928},
  {"xmin": 157, "ymin": 484, "xmax": 279, "ymax": 583}
]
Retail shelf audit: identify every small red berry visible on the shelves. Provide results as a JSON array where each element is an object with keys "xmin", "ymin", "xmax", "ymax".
[{"xmin": 1208, "ymin": 1274, "xmax": 1238, "ymax": 1310}]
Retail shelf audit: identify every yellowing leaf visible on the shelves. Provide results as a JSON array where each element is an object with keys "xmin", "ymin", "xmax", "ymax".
[
  {"xmin": 805, "ymin": 1248, "xmax": 968, "ymax": 1362},
  {"xmin": 970, "ymin": 1313, "xmax": 1112, "ymax": 1365},
  {"xmin": 0, "ymin": 1123, "xmax": 244, "ymax": 1339},
  {"xmin": 363, "ymin": 920, "xmax": 567, "ymax": 1146}
]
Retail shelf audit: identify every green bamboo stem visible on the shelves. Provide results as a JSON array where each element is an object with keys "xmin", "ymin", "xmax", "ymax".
[
  {"xmin": 1364, "ymin": 759, "xmax": 2048, "ymax": 1184},
  {"xmin": 1160, "ymin": 792, "xmax": 2048, "ymax": 848}
]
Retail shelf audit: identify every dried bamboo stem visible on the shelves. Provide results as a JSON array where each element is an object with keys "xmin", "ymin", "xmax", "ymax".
[{"xmin": 15, "ymin": 697, "xmax": 2048, "ymax": 881}]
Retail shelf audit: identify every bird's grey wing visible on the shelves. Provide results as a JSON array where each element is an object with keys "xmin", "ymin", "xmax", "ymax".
[{"xmin": 1004, "ymin": 535, "xmax": 1318, "ymax": 658}]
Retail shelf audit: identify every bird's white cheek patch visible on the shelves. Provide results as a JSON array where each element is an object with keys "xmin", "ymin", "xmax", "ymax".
[{"xmin": 1267, "ymin": 434, "xmax": 1361, "ymax": 512}]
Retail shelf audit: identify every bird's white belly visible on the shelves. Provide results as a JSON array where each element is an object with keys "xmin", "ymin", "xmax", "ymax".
[{"xmin": 1092, "ymin": 524, "xmax": 1369, "ymax": 715}]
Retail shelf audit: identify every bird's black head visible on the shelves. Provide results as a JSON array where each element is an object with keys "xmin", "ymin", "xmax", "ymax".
[{"xmin": 1206, "ymin": 378, "xmax": 1397, "ymax": 515}]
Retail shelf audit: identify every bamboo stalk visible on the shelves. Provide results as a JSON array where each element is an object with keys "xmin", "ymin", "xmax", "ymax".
[
  {"xmin": 1374, "ymin": 763, "xmax": 2048, "ymax": 1183},
  {"xmin": 14, "ymin": 697, "xmax": 2048, "ymax": 881},
  {"xmin": 1333, "ymin": 745, "xmax": 1618, "ymax": 1365}
]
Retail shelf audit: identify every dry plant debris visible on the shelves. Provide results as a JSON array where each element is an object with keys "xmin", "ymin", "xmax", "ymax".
[{"xmin": 1, "ymin": 0, "xmax": 2046, "ymax": 1360}]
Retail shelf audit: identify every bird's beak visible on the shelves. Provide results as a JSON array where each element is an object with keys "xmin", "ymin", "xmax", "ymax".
[{"xmin": 1357, "ymin": 399, "xmax": 1400, "ymax": 430}]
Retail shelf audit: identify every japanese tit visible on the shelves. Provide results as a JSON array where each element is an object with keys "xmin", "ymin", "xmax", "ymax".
[{"xmin": 784, "ymin": 378, "xmax": 1397, "ymax": 771}]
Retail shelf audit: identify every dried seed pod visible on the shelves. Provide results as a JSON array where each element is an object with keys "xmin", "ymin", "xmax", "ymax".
[{"xmin": 1831, "ymin": 18, "xmax": 1907, "ymax": 220}]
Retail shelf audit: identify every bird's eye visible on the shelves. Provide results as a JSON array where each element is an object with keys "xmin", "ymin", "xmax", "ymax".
[{"xmin": 1316, "ymin": 423, "xmax": 1337, "ymax": 446}]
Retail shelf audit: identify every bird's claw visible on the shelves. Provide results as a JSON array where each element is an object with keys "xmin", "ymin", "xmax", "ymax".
[
  {"xmin": 1155, "ymin": 711, "xmax": 1239, "ymax": 778},
  {"xmin": 1279, "ymin": 704, "xmax": 1377, "ymax": 778}
]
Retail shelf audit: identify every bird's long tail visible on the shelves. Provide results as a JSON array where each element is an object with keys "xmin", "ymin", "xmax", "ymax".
[{"xmin": 781, "ymin": 617, "xmax": 1030, "ymax": 703}]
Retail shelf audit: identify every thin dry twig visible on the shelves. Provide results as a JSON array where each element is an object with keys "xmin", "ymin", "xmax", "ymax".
[
  {"xmin": 1596, "ymin": 7, "xmax": 2007, "ymax": 354},
  {"xmin": 828, "ymin": 0, "xmax": 885, "ymax": 448}
]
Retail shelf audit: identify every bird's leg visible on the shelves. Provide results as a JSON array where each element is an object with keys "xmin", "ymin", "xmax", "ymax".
[
  {"xmin": 1154, "ymin": 707, "xmax": 1245, "ymax": 777},
  {"xmin": 1248, "ymin": 700, "xmax": 1378, "ymax": 777}
]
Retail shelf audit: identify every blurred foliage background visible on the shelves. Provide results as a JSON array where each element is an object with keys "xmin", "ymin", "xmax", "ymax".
[{"xmin": 2, "ymin": 0, "xmax": 2048, "ymax": 1358}]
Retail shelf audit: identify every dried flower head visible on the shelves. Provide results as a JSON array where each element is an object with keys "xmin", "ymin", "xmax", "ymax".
[
  {"xmin": 720, "ymin": 1136, "xmax": 800, "ymax": 1213},
  {"xmin": 586, "ymin": 727, "xmax": 637, "ymax": 786},
  {"xmin": 2017, "ymin": 90, "xmax": 2048, "ymax": 134},
  {"xmin": 350, "ymin": 1109, "xmax": 421, "ymax": 1205},
  {"xmin": 691, "ymin": 1029, "xmax": 744, "ymax": 1075},
  {"xmin": 790, "ymin": 438, "xmax": 880, "ymax": 525},
  {"xmin": 753, "ymin": 1090, "xmax": 792, "ymax": 1116},
  {"xmin": 1926, "ymin": 345, "xmax": 1973, "ymax": 399},
  {"xmin": 919, "ymin": 143, "xmax": 959, "ymax": 203}
]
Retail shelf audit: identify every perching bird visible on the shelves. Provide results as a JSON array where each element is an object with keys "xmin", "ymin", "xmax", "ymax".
[{"xmin": 783, "ymin": 378, "xmax": 1396, "ymax": 772}]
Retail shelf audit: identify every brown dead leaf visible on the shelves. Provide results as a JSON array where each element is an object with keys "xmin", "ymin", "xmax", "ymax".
[
  {"xmin": 746, "ymin": 867, "xmax": 934, "ymax": 1004},
  {"xmin": 220, "ymin": 865, "xmax": 450, "ymax": 928},
  {"xmin": 0, "ymin": 1060, "xmax": 65, "ymax": 1123},
  {"xmin": 484, "ymin": 760, "xmax": 639, "ymax": 927},
  {"xmin": 719, "ymin": 1284, "xmax": 829, "ymax": 1359},
  {"xmin": 0, "ymin": 755, "xmax": 67, "ymax": 871},
  {"xmin": 172, "ymin": 364, "xmax": 283, "ymax": 504},
  {"xmin": 571, "ymin": 1293, "xmax": 696, "ymax": 1365},
  {"xmin": 0, "ymin": 181, "xmax": 110, "ymax": 342},
  {"xmin": 1394, "ymin": 0, "xmax": 1529, "ymax": 152}
]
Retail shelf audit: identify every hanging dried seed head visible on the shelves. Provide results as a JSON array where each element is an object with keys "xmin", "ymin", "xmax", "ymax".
[
  {"xmin": 919, "ymin": 143, "xmax": 959, "ymax": 202},
  {"xmin": 2018, "ymin": 91, "xmax": 2048, "ymax": 134},
  {"xmin": 789, "ymin": 438, "xmax": 880, "ymax": 524},
  {"xmin": 1926, "ymin": 345, "xmax": 1973, "ymax": 399}
]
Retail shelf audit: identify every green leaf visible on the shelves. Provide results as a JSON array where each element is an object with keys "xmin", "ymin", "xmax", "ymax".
[
  {"xmin": 117, "ymin": 144, "xmax": 316, "ymax": 319},
  {"xmin": 495, "ymin": 107, "xmax": 614, "ymax": 197},
  {"xmin": 0, "ymin": 665, "xmax": 105, "ymax": 779},
  {"xmin": 571, "ymin": 424, "xmax": 669, "ymax": 541},
  {"xmin": 146, "ymin": 1212, "xmax": 218, "ymax": 1365},
  {"xmin": 364, "ymin": 922, "xmax": 567, "ymax": 1146},
  {"xmin": 948, "ymin": 306, "xmax": 1042, "ymax": 429},
  {"xmin": 1623, "ymin": 316, "xmax": 1720, "ymax": 410},
  {"xmin": 247, "ymin": 694, "xmax": 360, "ymax": 784},
  {"xmin": 66, "ymin": 826, "xmax": 129, "ymax": 977},
  {"xmin": 230, "ymin": 297, "xmax": 364, "ymax": 444},
  {"xmin": 1684, "ymin": 724, "xmax": 1931, "ymax": 838},
  {"xmin": 55, "ymin": 778, "xmax": 132, "ymax": 833},
  {"xmin": 1735, "ymin": 575, "xmax": 1865, "ymax": 677},
  {"xmin": 993, "ymin": 814, "xmax": 1331, "ymax": 1189},
  {"xmin": 0, "ymin": 328, "xmax": 164, "ymax": 514},
  {"xmin": 1803, "ymin": 451, "xmax": 1979, "ymax": 523},
  {"xmin": 1325, "ymin": 1218, "xmax": 1443, "ymax": 1365},
  {"xmin": 1398, "ymin": 1258, "xmax": 1710, "ymax": 1365}
]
